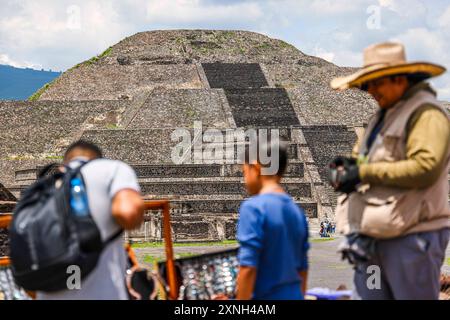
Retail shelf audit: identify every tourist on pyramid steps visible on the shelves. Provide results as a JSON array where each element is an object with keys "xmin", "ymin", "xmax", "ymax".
[
  {"xmin": 329, "ymin": 42, "xmax": 450, "ymax": 300},
  {"xmin": 328, "ymin": 222, "xmax": 334, "ymax": 235},
  {"xmin": 326, "ymin": 221, "xmax": 331, "ymax": 237},
  {"xmin": 37, "ymin": 140, "xmax": 144, "ymax": 300},
  {"xmin": 235, "ymin": 139, "xmax": 310, "ymax": 300},
  {"xmin": 319, "ymin": 222, "xmax": 325, "ymax": 238}
]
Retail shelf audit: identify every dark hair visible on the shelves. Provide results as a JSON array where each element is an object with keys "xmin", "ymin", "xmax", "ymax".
[
  {"xmin": 64, "ymin": 140, "xmax": 103, "ymax": 160},
  {"xmin": 241, "ymin": 138, "xmax": 288, "ymax": 176},
  {"xmin": 406, "ymin": 72, "xmax": 430, "ymax": 86},
  {"xmin": 361, "ymin": 72, "xmax": 430, "ymax": 91}
]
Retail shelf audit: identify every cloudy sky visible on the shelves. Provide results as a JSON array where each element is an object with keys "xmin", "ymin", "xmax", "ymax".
[{"xmin": 1, "ymin": 0, "xmax": 450, "ymax": 99}]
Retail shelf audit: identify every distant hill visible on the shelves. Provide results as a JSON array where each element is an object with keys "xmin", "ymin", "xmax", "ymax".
[{"xmin": 0, "ymin": 64, "xmax": 60, "ymax": 100}]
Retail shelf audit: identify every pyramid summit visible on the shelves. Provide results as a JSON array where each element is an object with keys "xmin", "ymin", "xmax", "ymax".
[{"xmin": 0, "ymin": 30, "xmax": 379, "ymax": 241}]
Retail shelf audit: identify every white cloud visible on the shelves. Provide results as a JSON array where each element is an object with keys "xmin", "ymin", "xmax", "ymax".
[
  {"xmin": 331, "ymin": 50, "xmax": 363, "ymax": 67},
  {"xmin": 0, "ymin": 0, "xmax": 449, "ymax": 100},
  {"xmin": 308, "ymin": 0, "xmax": 363, "ymax": 14},
  {"xmin": 378, "ymin": 0, "xmax": 427, "ymax": 18},
  {"xmin": 391, "ymin": 27, "xmax": 450, "ymax": 100},
  {"xmin": 147, "ymin": 0, "xmax": 263, "ymax": 24},
  {"xmin": 313, "ymin": 47, "xmax": 335, "ymax": 63},
  {"xmin": 0, "ymin": 1, "xmax": 146, "ymax": 70},
  {"xmin": 0, "ymin": 0, "xmax": 266, "ymax": 70},
  {"xmin": 311, "ymin": 46, "xmax": 363, "ymax": 67},
  {"xmin": 390, "ymin": 28, "xmax": 447, "ymax": 62},
  {"xmin": 438, "ymin": 5, "xmax": 450, "ymax": 27},
  {"xmin": 0, "ymin": 53, "xmax": 41, "ymax": 69}
]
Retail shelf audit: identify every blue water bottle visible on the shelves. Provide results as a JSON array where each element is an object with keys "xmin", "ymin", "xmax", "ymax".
[{"xmin": 70, "ymin": 177, "xmax": 89, "ymax": 217}]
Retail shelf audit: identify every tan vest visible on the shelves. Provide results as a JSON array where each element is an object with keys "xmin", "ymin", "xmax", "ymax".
[{"xmin": 336, "ymin": 89, "xmax": 450, "ymax": 239}]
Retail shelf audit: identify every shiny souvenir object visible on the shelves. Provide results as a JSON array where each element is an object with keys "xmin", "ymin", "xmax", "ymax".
[{"xmin": 160, "ymin": 248, "xmax": 239, "ymax": 300}]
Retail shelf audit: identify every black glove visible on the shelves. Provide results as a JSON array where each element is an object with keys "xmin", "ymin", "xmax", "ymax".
[{"xmin": 328, "ymin": 157, "xmax": 361, "ymax": 194}]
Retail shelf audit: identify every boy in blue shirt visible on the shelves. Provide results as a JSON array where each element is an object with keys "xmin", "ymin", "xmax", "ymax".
[{"xmin": 236, "ymin": 139, "xmax": 310, "ymax": 300}]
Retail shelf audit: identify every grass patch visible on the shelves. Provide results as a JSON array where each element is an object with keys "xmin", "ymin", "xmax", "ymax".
[
  {"xmin": 143, "ymin": 252, "xmax": 196, "ymax": 265},
  {"xmin": 447, "ymin": 258, "xmax": 450, "ymax": 266},
  {"xmin": 85, "ymin": 47, "xmax": 113, "ymax": 65},
  {"xmin": 131, "ymin": 240, "xmax": 237, "ymax": 248},
  {"xmin": 219, "ymin": 31, "xmax": 235, "ymax": 39},
  {"xmin": 106, "ymin": 123, "xmax": 120, "ymax": 130},
  {"xmin": 44, "ymin": 155, "xmax": 63, "ymax": 160},
  {"xmin": 143, "ymin": 254, "xmax": 159, "ymax": 265},
  {"xmin": 98, "ymin": 47, "xmax": 113, "ymax": 59},
  {"xmin": 310, "ymin": 238, "xmax": 335, "ymax": 243},
  {"xmin": 175, "ymin": 252, "xmax": 197, "ymax": 258},
  {"xmin": 29, "ymin": 81, "xmax": 53, "ymax": 101},
  {"xmin": 278, "ymin": 40, "xmax": 295, "ymax": 49},
  {"xmin": 68, "ymin": 46, "xmax": 113, "ymax": 71},
  {"xmin": 185, "ymin": 106, "xmax": 198, "ymax": 119},
  {"xmin": 257, "ymin": 42, "xmax": 272, "ymax": 50}
]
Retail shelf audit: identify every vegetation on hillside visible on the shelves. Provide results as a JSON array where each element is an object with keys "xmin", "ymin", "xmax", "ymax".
[{"xmin": 28, "ymin": 47, "xmax": 113, "ymax": 100}]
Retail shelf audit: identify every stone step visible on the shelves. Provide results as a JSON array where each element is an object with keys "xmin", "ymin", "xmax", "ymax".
[
  {"xmin": 202, "ymin": 63, "xmax": 269, "ymax": 89},
  {"xmin": 142, "ymin": 194, "xmax": 318, "ymax": 218},
  {"xmin": 10, "ymin": 173, "xmax": 311, "ymax": 202},
  {"xmin": 14, "ymin": 162, "xmax": 305, "ymax": 183},
  {"xmin": 191, "ymin": 142, "xmax": 299, "ymax": 161},
  {"xmin": 302, "ymin": 126, "xmax": 358, "ymax": 190},
  {"xmin": 137, "ymin": 176, "xmax": 308, "ymax": 183},
  {"xmin": 140, "ymin": 180, "xmax": 312, "ymax": 198},
  {"xmin": 80, "ymin": 129, "xmax": 301, "ymax": 164},
  {"xmin": 166, "ymin": 198, "xmax": 318, "ymax": 218},
  {"xmin": 0, "ymin": 202, "xmax": 16, "ymax": 214},
  {"xmin": 134, "ymin": 206, "xmax": 320, "ymax": 242},
  {"xmin": 224, "ymin": 88, "xmax": 301, "ymax": 127},
  {"xmin": 128, "ymin": 211, "xmax": 238, "ymax": 242}
]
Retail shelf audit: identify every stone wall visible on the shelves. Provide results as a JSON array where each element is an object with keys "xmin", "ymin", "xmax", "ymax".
[
  {"xmin": 128, "ymin": 89, "xmax": 231, "ymax": 129},
  {"xmin": 39, "ymin": 65, "xmax": 203, "ymax": 101},
  {"xmin": 0, "ymin": 183, "xmax": 16, "ymax": 201},
  {"xmin": 80, "ymin": 128, "xmax": 181, "ymax": 164},
  {"xmin": 0, "ymin": 159, "xmax": 57, "ymax": 194},
  {"xmin": 80, "ymin": 128, "xmax": 301, "ymax": 164},
  {"xmin": 302, "ymin": 126, "xmax": 357, "ymax": 205},
  {"xmin": 286, "ymin": 85, "xmax": 377, "ymax": 127},
  {"xmin": 0, "ymin": 100, "xmax": 126, "ymax": 158}
]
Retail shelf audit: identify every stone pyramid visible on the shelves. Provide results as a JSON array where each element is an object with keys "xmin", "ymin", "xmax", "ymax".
[{"xmin": 0, "ymin": 30, "xmax": 380, "ymax": 241}]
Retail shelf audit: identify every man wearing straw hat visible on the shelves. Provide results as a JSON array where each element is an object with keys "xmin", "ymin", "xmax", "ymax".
[{"xmin": 328, "ymin": 42, "xmax": 450, "ymax": 300}]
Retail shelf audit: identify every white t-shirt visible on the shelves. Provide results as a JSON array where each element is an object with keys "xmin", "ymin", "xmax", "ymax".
[{"xmin": 37, "ymin": 158, "xmax": 141, "ymax": 300}]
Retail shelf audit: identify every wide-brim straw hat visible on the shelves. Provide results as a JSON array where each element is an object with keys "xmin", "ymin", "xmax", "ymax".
[{"xmin": 330, "ymin": 42, "xmax": 446, "ymax": 90}]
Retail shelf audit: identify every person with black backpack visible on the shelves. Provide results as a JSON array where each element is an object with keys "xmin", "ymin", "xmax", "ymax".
[{"xmin": 9, "ymin": 140, "xmax": 144, "ymax": 299}]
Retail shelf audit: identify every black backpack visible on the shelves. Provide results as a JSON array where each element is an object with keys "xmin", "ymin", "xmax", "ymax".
[{"xmin": 9, "ymin": 161, "xmax": 122, "ymax": 292}]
